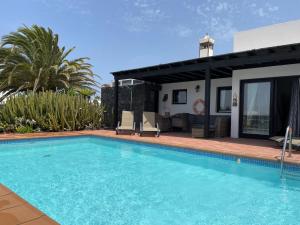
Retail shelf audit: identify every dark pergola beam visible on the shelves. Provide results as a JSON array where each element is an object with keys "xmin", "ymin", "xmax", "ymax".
[
  {"xmin": 152, "ymin": 73, "xmax": 206, "ymax": 83},
  {"xmin": 113, "ymin": 45, "xmax": 300, "ymax": 81},
  {"xmin": 221, "ymin": 67, "xmax": 233, "ymax": 73},
  {"xmin": 180, "ymin": 72, "xmax": 203, "ymax": 80},
  {"xmin": 115, "ymin": 63, "xmax": 206, "ymax": 79},
  {"xmin": 216, "ymin": 49, "xmax": 299, "ymax": 69},
  {"xmin": 184, "ymin": 71, "xmax": 204, "ymax": 76},
  {"xmin": 204, "ymin": 67, "xmax": 211, "ymax": 138},
  {"xmin": 177, "ymin": 73, "xmax": 195, "ymax": 80},
  {"xmin": 210, "ymin": 69, "xmax": 226, "ymax": 77},
  {"xmin": 113, "ymin": 77, "xmax": 119, "ymax": 128},
  {"xmin": 150, "ymin": 76, "xmax": 179, "ymax": 83},
  {"xmin": 155, "ymin": 77, "xmax": 207, "ymax": 84},
  {"xmin": 212, "ymin": 68, "xmax": 232, "ymax": 76}
]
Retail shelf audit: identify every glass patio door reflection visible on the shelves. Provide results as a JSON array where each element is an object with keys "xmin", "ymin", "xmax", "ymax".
[{"xmin": 241, "ymin": 80, "xmax": 272, "ymax": 137}]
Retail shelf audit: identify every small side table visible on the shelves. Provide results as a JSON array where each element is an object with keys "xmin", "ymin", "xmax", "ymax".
[{"xmin": 192, "ymin": 127, "xmax": 204, "ymax": 138}]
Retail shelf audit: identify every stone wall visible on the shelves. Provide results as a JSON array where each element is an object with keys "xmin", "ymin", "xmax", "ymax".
[{"xmin": 101, "ymin": 83, "xmax": 159, "ymax": 129}]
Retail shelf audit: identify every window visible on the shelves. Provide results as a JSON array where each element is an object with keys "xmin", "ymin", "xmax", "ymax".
[
  {"xmin": 172, "ymin": 89, "xmax": 187, "ymax": 104},
  {"xmin": 217, "ymin": 87, "xmax": 232, "ymax": 113}
]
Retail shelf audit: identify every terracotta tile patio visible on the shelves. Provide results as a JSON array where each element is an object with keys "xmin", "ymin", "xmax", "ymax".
[{"xmin": 0, "ymin": 184, "xmax": 58, "ymax": 225}]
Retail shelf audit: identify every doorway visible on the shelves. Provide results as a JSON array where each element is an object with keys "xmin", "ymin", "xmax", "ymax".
[
  {"xmin": 240, "ymin": 76, "xmax": 297, "ymax": 138},
  {"xmin": 240, "ymin": 79, "xmax": 272, "ymax": 138}
]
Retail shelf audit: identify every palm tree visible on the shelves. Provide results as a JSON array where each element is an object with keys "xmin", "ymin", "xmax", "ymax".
[{"xmin": 0, "ymin": 25, "xmax": 98, "ymax": 102}]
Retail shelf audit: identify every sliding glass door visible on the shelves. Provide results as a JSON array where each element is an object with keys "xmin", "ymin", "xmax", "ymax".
[{"xmin": 240, "ymin": 80, "xmax": 272, "ymax": 137}]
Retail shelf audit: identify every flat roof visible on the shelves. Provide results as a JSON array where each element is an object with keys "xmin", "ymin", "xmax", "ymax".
[{"xmin": 112, "ymin": 42, "xmax": 300, "ymax": 84}]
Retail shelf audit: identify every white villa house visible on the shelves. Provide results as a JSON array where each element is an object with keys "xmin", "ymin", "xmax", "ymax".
[{"xmin": 111, "ymin": 20, "xmax": 300, "ymax": 139}]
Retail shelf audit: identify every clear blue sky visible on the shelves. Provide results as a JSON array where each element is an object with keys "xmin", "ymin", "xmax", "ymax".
[{"xmin": 1, "ymin": 0, "xmax": 300, "ymax": 87}]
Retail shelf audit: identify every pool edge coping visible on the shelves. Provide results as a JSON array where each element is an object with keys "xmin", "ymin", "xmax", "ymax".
[
  {"xmin": 88, "ymin": 134, "xmax": 300, "ymax": 171},
  {"xmin": 0, "ymin": 184, "xmax": 59, "ymax": 224}
]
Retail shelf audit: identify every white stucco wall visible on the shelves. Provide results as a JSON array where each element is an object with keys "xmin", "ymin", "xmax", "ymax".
[
  {"xmin": 234, "ymin": 20, "xmax": 300, "ymax": 52},
  {"xmin": 158, "ymin": 78, "xmax": 232, "ymax": 116},
  {"xmin": 231, "ymin": 63, "xmax": 300, "ymax": 138}
]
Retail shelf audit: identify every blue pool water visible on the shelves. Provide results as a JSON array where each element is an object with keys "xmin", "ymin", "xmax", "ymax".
[{"xmin": 0, "ymin": 136, "xmax": 300, "ymax": 225}]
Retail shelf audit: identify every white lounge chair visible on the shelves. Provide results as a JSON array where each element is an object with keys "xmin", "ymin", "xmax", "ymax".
[
  {"xmin": 140, "ymin": 112, "xmax": 160, "ymax": 137},
  {"xmin": 270, "ymin": 136, "xmax": 300, "ymax": 149},
  {"xmin": 116, "ymin": 111, "xmax": 135, "ymax": 135}
]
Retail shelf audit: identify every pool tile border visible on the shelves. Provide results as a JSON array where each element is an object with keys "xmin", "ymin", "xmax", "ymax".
[
  {"xmin": 0, "ymin": 135, "xmax": 89, "ymax": 144},
  {"xmin": 87, "ymin": 135, "xmax": 300, "ymax": 172},
  {"xmin": 89, "ymin": 135, "xmax": 300, "ymax": 172}
]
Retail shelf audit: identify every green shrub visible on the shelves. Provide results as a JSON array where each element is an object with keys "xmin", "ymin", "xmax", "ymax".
[
  {"xmin": 0, "ymin": 91, "xmax": 104, "ymax": 132},
  {"xmin": 0, "ymin": 121, "xmax": 14, "ymax": 133},
  {"xmin": 16, "ymin": 125, "xmax": 34, "ymax": 133},
  {"xmin": 0, "ymin": 122, "xmax": 5, "ymax": 133}
]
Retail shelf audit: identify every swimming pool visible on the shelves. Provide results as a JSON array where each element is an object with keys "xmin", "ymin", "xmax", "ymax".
[{"xmin": 0, "ymin": 136, "xmax": 300, "ymax": 225}]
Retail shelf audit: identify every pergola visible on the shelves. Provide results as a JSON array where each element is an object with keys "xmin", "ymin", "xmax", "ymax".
[{"xmin": 112, "ymin": 43, "xmax": 300, "ymax": 138}]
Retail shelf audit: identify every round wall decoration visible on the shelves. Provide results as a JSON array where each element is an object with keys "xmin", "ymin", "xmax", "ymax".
[{"xmin": 193, "ymin": 98, "xmax": 205, "ymax": 115}]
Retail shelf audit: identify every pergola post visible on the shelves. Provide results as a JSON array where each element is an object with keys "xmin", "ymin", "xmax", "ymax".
[
  {"xmin": 113, "ymin": 77, "xmax": 119, "ymax": 128},
  {"xmin": 204, "ymin": 67, "xmax": 211, "ymax": 138}
]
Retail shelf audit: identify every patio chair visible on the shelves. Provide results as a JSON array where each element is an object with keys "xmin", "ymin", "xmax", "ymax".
[
  {"xmin": 270, "ymin": 136, "xmax": 285, "ymax": 145},
  {"xmin": 270, "ymin": 136, "xmax": 300, "ymax": 150},
  {"xmin": 116, "ymin": 111, "xmax": 135, "ymax": 135},
  {"xmin": 191, "ymin": 116, "xmax": 230, "ymax": 138},
  {"xmin": 157, "ymin": 114, "xmax": 171, "ymax": 132},
  {"xmin": 140, "ymin": 112, "xmax": 160, "ymax": 137}
]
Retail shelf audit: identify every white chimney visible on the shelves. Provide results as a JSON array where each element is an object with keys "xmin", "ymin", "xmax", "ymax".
[{"xmin": 199, "ymin": 34, "xmax": 214, "ymax": 58}]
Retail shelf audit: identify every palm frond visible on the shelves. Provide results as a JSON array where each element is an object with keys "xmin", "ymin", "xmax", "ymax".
[{"xmin": 0, "ymin": 25, "xmax": 98, "ymax": 101}]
